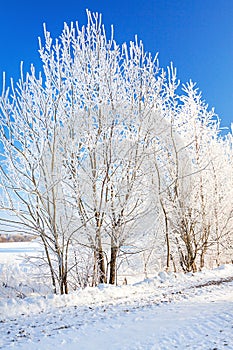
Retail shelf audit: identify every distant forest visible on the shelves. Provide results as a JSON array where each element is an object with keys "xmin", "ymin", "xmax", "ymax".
[{"xmin": 0, "ymin": 234, "xmax": 36, "ymax": 243}]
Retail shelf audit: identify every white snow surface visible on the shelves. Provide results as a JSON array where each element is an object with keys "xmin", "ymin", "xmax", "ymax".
[{"xmin": 0, "ymin": 243, "xmax": 233, "ymax": 349}]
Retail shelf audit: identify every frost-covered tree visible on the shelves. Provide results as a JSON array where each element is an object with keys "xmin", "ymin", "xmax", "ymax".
[
  {"xmin": 149, "ymin": 77, "xmax": 233, "ymax": 273},
  {"xmin": 56, "ymin": 14, "xmax": 165, "ymax": 284},
  {"xmin": 0, "ymin": 61, "xmax": 85, "ymax": 294},
  {"xmin": 0, "ymin": 11, "xmax": 231, "ymax": 294},
  {"xmin": 0, "ymin": 11, "xmax": 166, "ymax": 289}
]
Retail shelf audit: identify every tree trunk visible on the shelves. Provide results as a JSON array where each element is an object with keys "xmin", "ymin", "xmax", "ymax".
[
  {"xmin": 97, "ymin": 249, "xmax": 106, "ymax": 283},
  {"xmin": 109, "ymin": 238, "xmax": 118, "ymax": 285},
  {"xmin": 41, "ymin": 234, "xmax": 57, "ymax": 294},
  {"xmin": 191, "ymin": 260, "xmax": 197, "ymax": 273},
  {"xmin": 200, "ymin": 243, "xmax": 207, "ymax": 270},
  {"xmin": 96, "ymin": 233, "xmax": 106, "ymax": 283}
]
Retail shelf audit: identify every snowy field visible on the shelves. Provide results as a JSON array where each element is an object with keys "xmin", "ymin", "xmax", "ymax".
[
  {"xmin": 0, "ymin": 241, "xmax": 43, "ymax": 264},
  {"xmin": 0, "ymin": 242, "xmax": 233, "ymax": 349}
]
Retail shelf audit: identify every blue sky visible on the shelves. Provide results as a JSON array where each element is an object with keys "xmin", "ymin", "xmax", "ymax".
[{"xmin": 0, "ymin": 0, "xmax": 232, "ymax": 130}]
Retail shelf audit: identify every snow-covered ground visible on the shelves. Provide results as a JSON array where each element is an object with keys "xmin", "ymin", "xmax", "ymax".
[
  {"xmin": 0, "ymin": 242, "xmax": 233, "ymax": 349},
  {"xmin": 0, "ymin": 241, "xmax": 43, "ymax": 263}
]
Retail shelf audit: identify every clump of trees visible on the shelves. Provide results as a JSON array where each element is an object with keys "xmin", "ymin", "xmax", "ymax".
[{"xmin": 0, "ymin": 11, "xmax": 232, "ymax": 294}]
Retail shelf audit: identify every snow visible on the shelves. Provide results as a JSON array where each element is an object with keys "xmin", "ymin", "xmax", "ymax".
[
  {"xmin": 0, "ymin": 241, "xmax": 43, "ymax": 263},
  {"xmin": 1, "ymin": 242, "xmax": 233, "ymax": 349}
]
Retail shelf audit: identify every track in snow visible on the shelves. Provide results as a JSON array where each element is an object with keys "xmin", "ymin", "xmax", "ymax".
[{"xmin": 1, "ymin": 280, "xmax": 233, "ymax": 349}]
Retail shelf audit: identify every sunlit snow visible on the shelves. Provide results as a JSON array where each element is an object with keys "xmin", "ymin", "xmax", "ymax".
[{"xmin": 0, "ymin": 242, "xmax": 233, "ymax": 349}]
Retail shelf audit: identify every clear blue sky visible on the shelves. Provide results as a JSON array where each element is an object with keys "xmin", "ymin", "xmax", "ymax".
[{"xmin": 0, "ymin": 0, "xmax": 232, "ymax": 130}]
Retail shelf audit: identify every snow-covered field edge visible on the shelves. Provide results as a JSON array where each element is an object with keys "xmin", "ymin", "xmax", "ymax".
[{"xmin": 1, "ymin": 259, "xmax": 233, "ymax": 320}]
